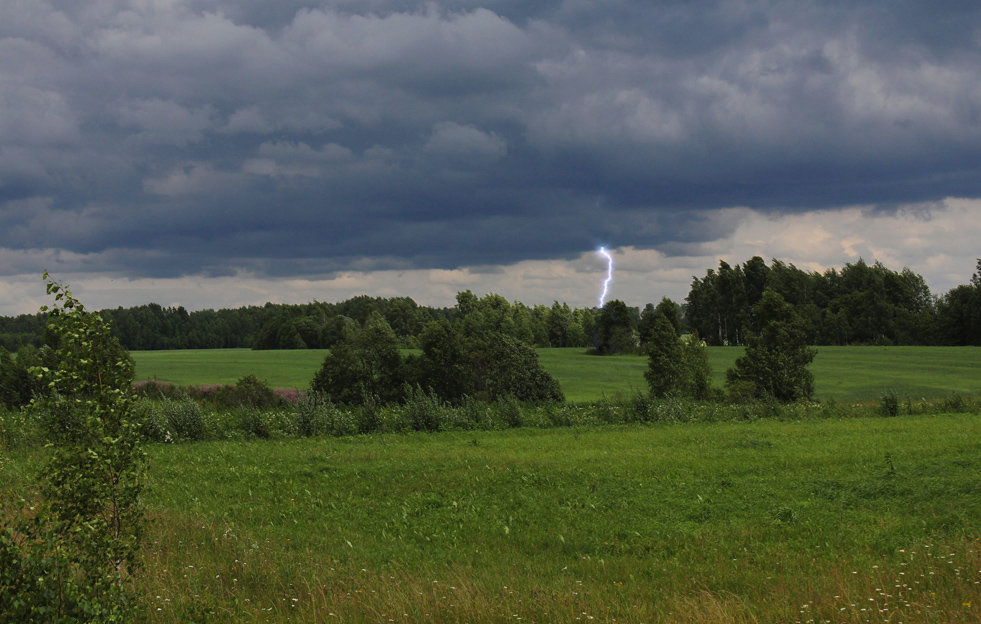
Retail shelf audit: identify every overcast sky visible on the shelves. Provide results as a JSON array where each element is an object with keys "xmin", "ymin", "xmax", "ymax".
[{"xmin": 2, "ymin": 1, "xmax": 980, "ymax": 315}]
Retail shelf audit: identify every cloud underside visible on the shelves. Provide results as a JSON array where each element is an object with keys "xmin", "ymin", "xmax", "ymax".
[
  {"xmin": 2, "ymin": 202, "xmax": 977, "ymax": 316},
  {"xmin": 1, "ymin": 1, "xmax": 980, "ymax": 292}
]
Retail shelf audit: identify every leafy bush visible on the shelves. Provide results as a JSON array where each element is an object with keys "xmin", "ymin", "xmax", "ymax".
[
  {"xmin": 287, "ymin": 394, "xmax": 358, "ymax": 437},
  {"xmin": 0, "ymin": 526, "xmax": 134, "ymax": 623},
  {"xmin": 406, "ymin": 319, "xmax": 565, "ymax": 405},
  {"xmin": 403, "ymin": 385, "xmax": 447, "ymax": 432},
  {"xmin": 356, "ymin": 393, "xmax": 382, "ymax": 434},
  {"xmin": 941, "ymin": 393, "xmax": 968, "ymax": 413},
  {"xmin": 459, "ymin": 395, "xmax": 491, "ymax": 429},
  {"xmin": 229, "ymin": 375, "xmax": 280, "ymax": 409},
  {"xmin": 295, "ymin": 393, "xmax": 326, "ymax": 437},
  {"xmin": 496, "ymin": 395, "xmax": 524, "ymax": 428},
  {"xmin": 594, "ymin": 299, "xmax": 637, "ymax": 355},
  {"xmin": 133, "ymin": 398, "xmax": 167, "ymax": 442},
  {"xmin": 239, "ymin": 407, "xmax": 271, "ymax": 439},
  {"xmin": 628, "ymin": 392, "xmax": 655, "ymax": 423},
  {"xmin": 481, "ymin": 334, "xmax": 565, "ymax": 403},
  {"xmin": 650, "ymin": 397, "xmax": 693, "ymax": 423},
  {"xmin": 159, "ymin": 396, "xmax": 205, "ymax": 441},
  {"xmin": 312, "ymin": 314, "xmax": 405, "ymax": 405}
]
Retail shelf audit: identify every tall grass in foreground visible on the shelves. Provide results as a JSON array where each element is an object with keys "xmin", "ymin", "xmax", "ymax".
[
  {"xmin": 5, "ymin": 412, "xmax": 979, "ymax": 623},
  {"xmin": 141, "ymin": 415, "xmax": 980, "ymax": 622}
]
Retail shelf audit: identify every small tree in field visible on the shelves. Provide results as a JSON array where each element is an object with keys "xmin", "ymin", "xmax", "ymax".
[
  {"xmin": 644, "ymin": 313, "xmax": 682, "ymax": 397},
  {"xmin": 645, "ymin": 313, "xmax": 712, "ymax": 399},
  {"xmin": 0, "ymin": 274, "xmax": 146, "ymax": 622},
  {"xmin": 678, "ymin": 333, "xmax": 712, "ymax": 399},
  {"xmin": 725, "ymin": 290, "xmax": 816, "ymax": 402}
]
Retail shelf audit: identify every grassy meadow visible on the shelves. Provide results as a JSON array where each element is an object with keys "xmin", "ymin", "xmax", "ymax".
[
  {"xmin": 4, "ymin": 413, "xmax": 980, "ymax": 622},
  {"xmin": 7, "ymin": 346, "xmax": 980, "ymax": 621},
  {"xmin": 131, "ymin": 346, "xmax": 981, "ymax": 402}
]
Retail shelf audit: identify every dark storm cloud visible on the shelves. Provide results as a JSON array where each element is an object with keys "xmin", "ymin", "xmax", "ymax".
[{"xmin": 2, "ymin": 0, "xmax": 980, "ymax": 278}]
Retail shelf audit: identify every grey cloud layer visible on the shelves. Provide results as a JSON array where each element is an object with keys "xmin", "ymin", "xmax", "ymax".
[{"xmin": 2, "ymin": 1, "xmax": 980, "ymax": 278}]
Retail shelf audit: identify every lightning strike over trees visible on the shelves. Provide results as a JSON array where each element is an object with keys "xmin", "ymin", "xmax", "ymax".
[{"xmin": 597, "ymin": 247, "xmax": 614, "ymax": 307}]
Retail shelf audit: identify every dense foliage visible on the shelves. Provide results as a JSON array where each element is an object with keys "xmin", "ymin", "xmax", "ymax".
[
  {"xmin": 0, "ymin": 345, "xmax": 43, "ymax": 409},
  {"xmin": 593, "ymin": 299, "xmax": 638, "ymax": 354},
  {"xmin": 311, "ymin": 293, "xmax": 564, "ymax": 408},
  {"xmin": 725, "ymin": 291, "xmax": 817, "ymax": 402},
  {"xmin": 687, "ymin": 257, "xmax": 981, "ymax": 346},
  {"xmin": 310, "ymin": 312, "xmax": 406, "ymax": 405},
  {"xmin": 0, "ymin": 294, "xmax": 598, "ymax": 351},
  {"xmin": 1, "ymin": 258, "xmax": 979, "ymax": 352},
  {"xmin": 0, "ymin": 276, "xmax": 146, "ymax": 622},
  {"xmin": 0, "ymin": 304, "xmax": 265, "ymax": 351},
  {"xmin": 644, "ymin": 313, "xmax": 712, "ymax": 400}
]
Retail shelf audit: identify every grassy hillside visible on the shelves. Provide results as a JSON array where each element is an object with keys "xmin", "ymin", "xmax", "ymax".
[
  {"xmin": 5, "ymin": 413, "xmax": 979, "ymax": 622},
  {"xmin": 131, "ymin": 346, "xmax": 981, "ymax": 402}
]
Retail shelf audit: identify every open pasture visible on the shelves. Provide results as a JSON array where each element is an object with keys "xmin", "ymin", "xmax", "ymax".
[
  {"xmin": 131, "ymin": 346, "xmax": 981, "ymax": 402},
  {"xmin": 5, "ymin": 413, "xmax": 979, "ymax": 622}
]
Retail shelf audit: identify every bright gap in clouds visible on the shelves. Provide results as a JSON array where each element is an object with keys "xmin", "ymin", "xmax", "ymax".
[{"xmin": 0, "ymin": 201, "xmax": 978, "ymax": 316}]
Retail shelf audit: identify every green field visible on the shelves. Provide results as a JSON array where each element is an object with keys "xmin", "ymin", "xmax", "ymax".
[
  {"xmin": 132, "ymin": 346, "xmax": 981, "ymax": 402},
  {"xmin": 5, "ymin": 413, "xmax": 979, "ymax": 622}
]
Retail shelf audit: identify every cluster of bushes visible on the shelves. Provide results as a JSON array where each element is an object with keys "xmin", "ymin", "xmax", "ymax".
[
  {"xmin": 310, "ymin": 309, "xmax": 564, "ymax": 407},
  {"xmin": 642, "ymin": 290, "xmax": 817, "ymax": 404}
]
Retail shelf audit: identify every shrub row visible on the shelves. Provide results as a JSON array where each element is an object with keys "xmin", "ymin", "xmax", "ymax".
[
  {"xmin": 134, "ymin": 376, "xmax": 288, "ymax": 409},
  {"xmin": 3, "ymin": 389, "xmax": 977, "ymax": 449},
  {"xmin": 4, "ymin": 393, "xmax": 977, "ymax": 449}
]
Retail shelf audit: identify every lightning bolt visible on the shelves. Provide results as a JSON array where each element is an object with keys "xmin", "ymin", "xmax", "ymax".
[{"xmin": 597, "ymin": 246, "xmax": 614, "ymax": 307}]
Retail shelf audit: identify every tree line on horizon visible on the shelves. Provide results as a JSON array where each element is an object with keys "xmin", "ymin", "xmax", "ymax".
[{"xmin": 1, "ymin": 256, "xmax": 979, "ymax": 354}]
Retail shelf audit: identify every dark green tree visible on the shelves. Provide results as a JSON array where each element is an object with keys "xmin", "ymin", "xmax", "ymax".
[
  {"xmin": 408, "ymin": 298, "xmax": 564, "ymax": 403},
  {"xmin": 637, "ymin": 304, "xmax": 657, "ymax": 347},
  {"xmin": 645, "ymin": 314, "xmax": 712, "ymax": 399},
  {"xmin": 639, "ymin": 297, "xmax": 682, "ymax": 347},
  {"xmin": 742, "ymin": 256, "xmax": 769, "ymax": 307},
  {"xmin": 546, "ymin": 301, "xmax": 573, "ymax": 347},
  {"xmin": 726, "ymin": 290, "xmax": 816, "ymax": 402},
  {"xmin": 480, "ymin": 333, "xmax": 564, "ymax": 403},
  {"xmin": 654, "ymin": 297, "xmax": 683, "ymax": 334},
  {"xmin": 411, "ymin": 320, "xmax": 472, "ymax": 402},
  {"xmin": 644, "ymin": 314, "xmax": 682, "ymax": 397},
  {"xmin": 0, "ymin": 345, "xmax": 43, "ymax": 409},
  {"xmin": 937, "ymin": 259, "xmax": 981, "ymax": 346},
  {"xmin": 678, "ymin": 333, "xmax": 712, "ymax": 400},
  {"xmin": 311, "ymin": 312, "xmax": 404, "ymax": 404},
  {"xmin": 594, "ymin": 300, "xmax": 636, "ymax": 354},
  {"xmin": 685, "ymin": 268, "xmax": 722, "ymax": 345}
]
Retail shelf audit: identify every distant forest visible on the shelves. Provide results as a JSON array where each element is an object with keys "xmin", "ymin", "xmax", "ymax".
[{"xmin": 1, "ymin": 257, "xmax": 979, "ymax": 352}]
